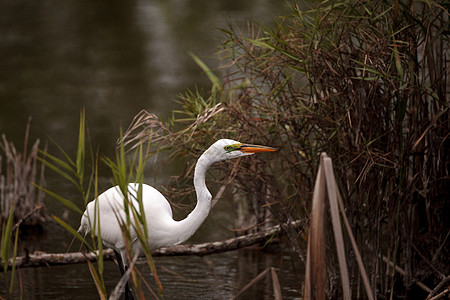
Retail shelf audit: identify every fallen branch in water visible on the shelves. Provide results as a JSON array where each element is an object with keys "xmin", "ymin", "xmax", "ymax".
[{"xmin": 2, "ymin": 220, "xmax": 303, "ymax": 271}]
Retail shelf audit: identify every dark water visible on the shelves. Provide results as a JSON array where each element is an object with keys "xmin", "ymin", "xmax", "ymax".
[
  {"xmin": 6, "ymin": 250, "xmax": 303, "ymax": 299},
  {"xmin": 0, "ymin": 0, "xmax": 303, "ymax": 298}
]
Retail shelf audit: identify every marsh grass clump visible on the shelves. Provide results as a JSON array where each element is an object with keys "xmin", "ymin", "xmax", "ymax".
[
  {"xmin": 124, "ymin": 0, "xmax": 448, "ymax": 297},
  {"xmin": 0, "ymin": 119, "xmax": 45, "ymax": 295},
  {"xmin": 0, "ymin": 119, "xmax": 45, "ymax": 227}
]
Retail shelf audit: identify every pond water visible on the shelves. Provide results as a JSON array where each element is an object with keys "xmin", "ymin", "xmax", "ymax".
[
  {"xmin": 0, "ymin": 0, "xmax": 304, "ymax": 298},
  {"xmin": 3, "ymin": 247, "xmax": 303, "ymax": 299}
]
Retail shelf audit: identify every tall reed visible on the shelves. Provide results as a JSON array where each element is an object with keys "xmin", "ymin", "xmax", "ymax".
[{"xmin": 40, "ymin": 110, "xmax": 164, "ymax": 298}]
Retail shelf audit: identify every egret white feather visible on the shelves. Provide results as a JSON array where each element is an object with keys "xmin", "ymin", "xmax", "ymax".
[{"xmin": 77, "ymin": 138, "xmax": 277, "ymax": 298}]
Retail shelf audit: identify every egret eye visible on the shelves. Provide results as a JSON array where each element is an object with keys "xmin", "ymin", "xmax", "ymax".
[{"xmin": 224, "ymin": 143, "xmax": 242, "ymax": 153}]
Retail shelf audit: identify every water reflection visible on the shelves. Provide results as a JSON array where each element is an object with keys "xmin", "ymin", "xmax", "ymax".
[{"xmin": 0, "ymin": 0, "xmax": 303, "ymax": 298}]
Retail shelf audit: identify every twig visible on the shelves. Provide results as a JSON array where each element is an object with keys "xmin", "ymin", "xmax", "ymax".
[
  {"xmin": 334, "ymin": 174, "xmax": 374, "ymax": 299},
  {"xmin": 428, "ymin": 287, "xmax": 450, "ymax": 300},
  {"xmin": 411, "ymin": 243, "xmax": 446, "ymax": 279},
  {"xmin": 382, "ymin": 255, "xmax": 432, "ymax": 293},
  {"xmin": 230, "ymin": 268, "xmax": 271, "ymax": 300},
  {"xmin": 427, "ymin": 275, "xmax": 450, "ymax": 300},
  {"xmin": 12, "ymin": 205, "xmax": 43, "ymax": 231},
  {"xmin": 109, "ymin": 254, "xmax": 139, "ymax": 300}
]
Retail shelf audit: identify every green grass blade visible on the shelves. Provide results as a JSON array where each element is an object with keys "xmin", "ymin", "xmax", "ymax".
[
  {"xmin": 76, "ymin": 108, "xmax": 86, "ymax": 184},
  {"xmin": 45, "ymin": 135, "xmax": 76, "ymax": 168},
  {"xmin": 189, "ymin": 52, "xmax": 222, "ymax": 94},
  {"xmin": 37, "ymin": 157, "xmax": 82, "ymax": 191},
  {"xmin": 52, "ymin": 216, "xmax": 93, "ymax": 252},
  {"xmin": 38, "ymin": 149, "xmax": 75, "ymax": 173},
  {"xmin": 1, "ymin": 205, "xmax": 15, "ymax": 272},
  {"xmin": 87, "ymin": 259, "xmax": 107, "ymax": 299},
  {"xmin": 36, "ymin": 185, "xmax": 83, "ymax": 214},
  {"xmin": 9, "ymin": 227, "xmax": 20, "ymax": 294}
]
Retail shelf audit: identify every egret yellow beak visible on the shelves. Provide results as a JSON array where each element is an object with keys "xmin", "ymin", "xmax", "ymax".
[{"xmin": 238, "ymin": 144, "xmax": 278, "ymax": 153}]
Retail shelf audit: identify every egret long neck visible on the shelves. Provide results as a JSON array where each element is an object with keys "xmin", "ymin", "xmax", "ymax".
[{"xmin": 175, "ymin": 154, "xmax": 213, "ymax": 243}]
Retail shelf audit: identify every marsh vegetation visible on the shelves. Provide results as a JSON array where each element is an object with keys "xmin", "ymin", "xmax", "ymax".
[{"xmin": 1, "ymin": 0, "xmax": 449, "ymax": 299}]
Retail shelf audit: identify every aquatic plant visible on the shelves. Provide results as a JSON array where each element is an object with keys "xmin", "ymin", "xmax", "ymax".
[
  {"xmin": 122, "ymin": 0, "xmax": 449, "ymax": 297},
  {"xmin": 0, "ymin": 119, "xmax": 45, "ymax": 226},
  {"xmin": 0, "ymin": 119, "xmax": 45, "ymax": 296},
  {"xmin": 39, "ymin": 110, "xmax": 164, "ymax": 299}
]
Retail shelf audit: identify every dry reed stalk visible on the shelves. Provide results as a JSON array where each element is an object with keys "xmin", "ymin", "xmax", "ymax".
[
  {"xmin": 306, "ymin": 153, "xmax": 374, "ymax": 299},
  {"xmin": 0, "ymin": 119, "xmax": 45, "ymax": 225},
  {"xmin": 230, "ymin": 267, "xmax": 271, "ymax": 300},
  {"xmin": 119, "ymin": 110, "xmax": 169, "ymax": 151},
  {"xmin": 304, "ymin": 154, "xmax": 326, "ymax": 300},
  {"xmin": 335, "ymin": 183, "xmax": 374, "ymax": 300},
  {"xmin": 231, "ymin": 267, "xmax": 283, "ymax": 300},
  {"xmin": 109, "ymin": 254, "xmax": 139, "ymax": 300},
  {"xmin": 323, "ymin": 156, "xmax": 350, "ymax": 300},
  {"xmin": 271, "ymin": 267, "xmax": 282, "ymax": 300}
]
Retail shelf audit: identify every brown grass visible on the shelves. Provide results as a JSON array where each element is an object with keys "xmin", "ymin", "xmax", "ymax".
[{"xmin": 0, "ymin": 118, "xmax": 45, "ymax": 226}]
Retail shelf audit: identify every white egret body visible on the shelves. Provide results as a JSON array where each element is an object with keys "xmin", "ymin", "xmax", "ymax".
[{"xmin": 77, "ymin": 139, "xmax": 277, "ymax": 297}]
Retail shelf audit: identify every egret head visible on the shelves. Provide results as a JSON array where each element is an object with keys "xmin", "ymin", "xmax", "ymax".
[{"xmin": 204, "ymin": 139, "xmax": 278, "ymax": 163}]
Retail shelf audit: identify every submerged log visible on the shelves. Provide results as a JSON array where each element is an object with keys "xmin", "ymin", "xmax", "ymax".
[{"xmin": 2, "ymin": 220, "xmax": 302, "ymax": 271}]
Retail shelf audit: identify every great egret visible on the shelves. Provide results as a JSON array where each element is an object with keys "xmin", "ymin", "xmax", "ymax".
[{"xmin": 77, "ymin": 139, "xmax": 277, "ymax": 298}]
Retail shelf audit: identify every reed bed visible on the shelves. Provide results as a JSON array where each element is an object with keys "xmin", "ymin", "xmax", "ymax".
[{"xmin": 122, "ymin": 0, "xmax": 448, "ymax": 297}]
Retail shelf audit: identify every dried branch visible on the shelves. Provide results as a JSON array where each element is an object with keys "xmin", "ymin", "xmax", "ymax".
[{"xmin": 427, "ymin": 275, "xmax": 450, "ymax": 300}]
